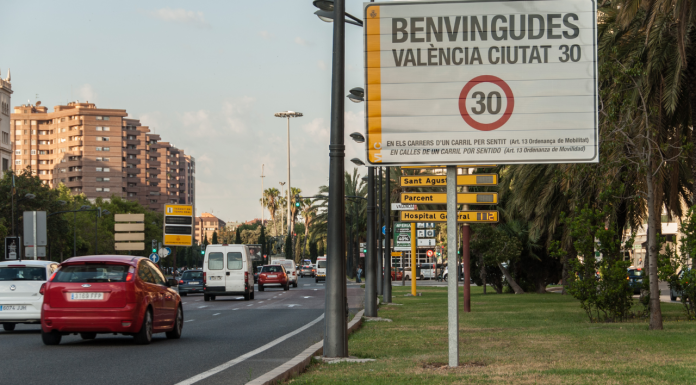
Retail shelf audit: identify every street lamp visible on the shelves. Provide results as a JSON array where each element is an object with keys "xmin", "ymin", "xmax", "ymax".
[
  {"xmin": 347, "ymin": 87, "xmax": 364, "ymax": 103},
  {"xmin": 349, "ymin": 132, "xmax": 365, "ymax": 143},
  {"xmin": 350, "ymin": 158, "xmax": 365, "ymax": 166},
  {"xmin": 313, "ymin": 0, "xmax": 364, "ymax": 26},
  {"xmin": 274, "ymin": 111, "xmax": 303, "ymax": 240}
]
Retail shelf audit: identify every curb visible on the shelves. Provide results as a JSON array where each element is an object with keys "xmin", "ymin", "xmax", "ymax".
[{"xmin": 245, "ymin": 309, "xmax": 365, "ymax": 385}]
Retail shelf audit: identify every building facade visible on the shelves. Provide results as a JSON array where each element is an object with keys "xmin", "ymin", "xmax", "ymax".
[
  {"xmin": 10, "ymin": 101, "xmax": 195, "ymax": 212},
  {"xmin": 195, "ymin": 212, "xmax": 226, "ymax": 244},
  {"xmin": 0, "ymin": 69, "xmax": 12, "ymax": 178}
]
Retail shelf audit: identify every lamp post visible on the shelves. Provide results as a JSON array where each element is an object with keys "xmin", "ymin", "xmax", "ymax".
[
  {"xmin": 352, "ymin": 155, "xmax": 377, "ymax": 317},
  {"xmin": 274, "ymin": 111, "xmax": 303, "ymax": 244}
]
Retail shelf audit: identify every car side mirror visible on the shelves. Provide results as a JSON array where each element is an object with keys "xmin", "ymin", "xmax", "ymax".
[{"xmin": 167, "ymin": 278, "xmax": 179, "ymax": 287}]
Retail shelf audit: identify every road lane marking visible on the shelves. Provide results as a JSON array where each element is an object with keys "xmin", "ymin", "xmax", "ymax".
[
  {"xmin": 213, "ymin": 313, "xmax": 220, "ymax": 316},
  {"xmin": 303, "ymin": 296, "xmax": 312, "ymax": 299},
  {"xmin": 198, "ymin": 306, "xmax": 208, "ymax": 308},
  {"xmin": 247, "ymin": 304, "xmax": 253, "ymax": 306},
  {"xmin": 233, "ymin": 308, "xmax": 239, "ymax": 310},
  {"xmin": 185, "ymin": 320, "xmax": 194, "ymax": 323},
  {"xmin": 174, "ymin": 313, "xmax": 325, "ymax": 385},
  {"xmin": 304, "ymin": 284, "xmax": 310, "ymax": 286}
]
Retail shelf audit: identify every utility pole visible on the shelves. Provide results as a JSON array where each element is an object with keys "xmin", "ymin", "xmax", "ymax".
[
  {"xmin": 462, "ymin": 167, "xmax": 471, "ymax": 313},
  {"xmin": 383, "ymin": 167, "xmax": 392, "ymax": 303},
  {"xmin": 377, "ymin": 167, "xmax": 383, "ymax": 295},
  {"xmin": 365, "ymin": 166, "xmax": 377, "ymax": 317},
  {"xmin": 261, "ymin": 164, "xmax": 265, "ymax": 225}
]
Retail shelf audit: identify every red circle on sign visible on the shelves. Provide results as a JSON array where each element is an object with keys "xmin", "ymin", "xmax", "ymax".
[
  {"xmin": 458, "ymin": 75, "xmax": 514, "ymax": 131},
  {"xmin": 426, "ymin": 250, "xmax": 434, "ymax": 257}
]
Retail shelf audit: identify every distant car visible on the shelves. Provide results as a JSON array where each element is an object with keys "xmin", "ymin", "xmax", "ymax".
[
  {"xmin": 0, "ymin": 260, "xmax": 59, "ymax": 332},
  {"xmin": 316, "ymin": 257, "xmax": 326, "ymax": 283},
  {"xmin": 390, "ymin": 267, "xmax": 403, "ymax": 281},
  {"xmin": 277, "ymin": 259, "xmax": 298, "ymax": 288},
  {"xmin": 627, "ymin": 267, "xmax": 643, "ymax": 295},
  {"xmin": 255, "ymin": 266, "xmax": 262, "ymax": 283},
  {"xmin": 41, "ymin": 255, "xmax": 183, "ymax": 345},
  {"xmin": 300, "ymin": 265, "xmax": 315, "ymax": 278},
  {"xmin": 178, "ymin": 269, "xmax": 204, "ymax": 296},
  {"xmin": 258, "ymin": 265, "xmax": 289, "ymax": 291},
  {"xmin": 670, "ymin": 269, "xmax": 691, "ymax": 301},
  {"xmin": 203, "ymin": 244, "xmax": 255, "ymax": 302}
]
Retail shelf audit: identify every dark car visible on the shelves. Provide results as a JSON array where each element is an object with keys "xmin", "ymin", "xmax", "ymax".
[
  {"xmin": 627, "ymin": 268, "xmax": 643, "ymax": 294},
  {"xmin": 254, "ymin": 266, "xmax": 262, "ymax": 283},
  {"xmin": 300, "ymin": 265, "xmax": 315, "ymax": 278},
  {"xmin": 178, "ymin": 270, "xmax": 204, "ymax": 296}
]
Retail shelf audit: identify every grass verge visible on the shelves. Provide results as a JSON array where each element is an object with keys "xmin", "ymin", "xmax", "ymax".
[{"xmin": 288, "ymin": 286, "xmax": 696, "ymax": 384}]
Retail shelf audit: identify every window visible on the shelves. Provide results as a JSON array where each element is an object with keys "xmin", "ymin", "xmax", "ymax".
[
  {"xmin": 14, "ymin": 150, "xmax": 20, "ymax": 155},
  {"xmin": 103, "ymin": 147, "xmax": 110, "ymax": 151},
  {"xmin": 96, "ymin": 167, "xmax": 102, "ymax": 172},
  {"xmin": 128, "ymin": 192, "xmax": 136, "ymax": 197},
  {"xmin": 227, "ymin": 252, "xmax": 243, "ymax": 270},
  {"xmin": 103, "ymin": 158, "xmax": 110, "ymax": 162},
  {"xmin": 96, "ymin": 157, "xmax": 102, "ymax": 161},
  {"xmin": 96, "ymin": 127, "xmax": 102, "ymax": 131},
  {"xmin": 15, "ymin": 140, "xmax": 20, "ymax": 145},
  {"xmin": 96, "ymin": 188, "xmax": 103, "ymax": 192},
  {"xmin": 208, "ymin": 252, "xmax": 224, "ymax": 270},
  {"xmin": 15, "ymin": 160, "xmax": 21, "ymax": 165},
  {"xmin": 104, "ymin": 167, "xmax": 110, "ymax": 172},
  {"xmin": 96, "ymin": 116, "xmax": 102, "ymax": 120},
  {"xmin": 53, "ymin": 264, "xmax": 129, "ymax": 283},
  {"xmin": 103, "ymin": 137, "xmax": 109, "ymax": 141},
  {"xmin": 30, "ymin": 150, "xmax": 36, "ymax": 155},
  {"xmin": 104, "ymin": 188, "xmax": 110, "ymax": 192},
  {"xmin": 96, "ymin": 147, "xmax": 102, "ymax": 151},
  {"xmin": 1, "ymin": 132, "xmax": 8, "ymax": 144},
  {"xmin": 103, "ymin": 127, "xmax": 110, "ymax": 131}
]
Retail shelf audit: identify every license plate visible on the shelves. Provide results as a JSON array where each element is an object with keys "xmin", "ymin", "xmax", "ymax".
[
  {"xmin": 188, "ymin": 282, "xmax": 199, "ymax": 285},
  {"xmin": 70, "ymin": 292, "xmax": 104, "ymax": 300},
  {"xmin": 0, "ymin": 305, "xmax": 27, "ymax": 311},
  {"xmin": 268, "ymin": 275, "xmax": 277, "ymax": 278}
]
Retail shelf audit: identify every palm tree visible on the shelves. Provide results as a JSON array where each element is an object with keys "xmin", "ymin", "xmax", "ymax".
[{"xmin": 262, "ymin": 188, "xmax": 280, "ymax": 236}]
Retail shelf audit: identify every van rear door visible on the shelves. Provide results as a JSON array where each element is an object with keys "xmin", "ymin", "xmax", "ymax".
[
  {"xmin": 225, "ymin": 249, "xmax": 245, "ymax": 293},
  {"xmin": 206, "ymin": 251, "xmax": 226, "ymax": 289}
]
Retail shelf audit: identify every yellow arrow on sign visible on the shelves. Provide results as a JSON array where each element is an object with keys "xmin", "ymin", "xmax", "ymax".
[
  {"xmin": 400, "ymin": 174, "xmax": 498, "ymax": 187},
  {"xmin": 400, "ymin": 192, "xmax": 498, "ymax": 205},
  {"xmin": 400, "ymin": 211, "xmax": 499, "ymax": 223}
]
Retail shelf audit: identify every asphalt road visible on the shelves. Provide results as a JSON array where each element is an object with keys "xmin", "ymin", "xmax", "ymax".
[{"xmin": 0, "ymin": 276, "xmax": 365, "ymax": 385}]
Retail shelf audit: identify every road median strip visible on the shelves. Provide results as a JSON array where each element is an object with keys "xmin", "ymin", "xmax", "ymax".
[{"xmin": 245, "ymin": 309, "xmax": 364, "ymax": 385}]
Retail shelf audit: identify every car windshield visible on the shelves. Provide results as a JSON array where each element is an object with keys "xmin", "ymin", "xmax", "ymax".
[
  {"xmin": 628, "ymin": 270, "xmax": 643, "ymax": 277},
  {"xmin": 53, "ymin": 264, "xmax": 129, "ymax": 283},
  {"xmin": 262, "ymin": 266, "xmax": 283, "ymax": 273},
  {"xmin": 0, "ymin": 267, "xmax": 46, "ymax": 281},
  {"xmin": 317, "ymin": 261, "xmax": 327, "ymax": 268},
  {"xmin": 182, "ymin": 271, "xmax": 203, "ymax": 280}
]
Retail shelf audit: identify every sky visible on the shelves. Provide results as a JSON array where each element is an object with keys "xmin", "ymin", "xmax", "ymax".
[{"xmin": 0, "ymin": 0, "xmax": 371, "ymax": 222}]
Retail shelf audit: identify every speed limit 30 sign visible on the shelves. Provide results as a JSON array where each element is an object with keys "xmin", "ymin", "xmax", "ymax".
[{"xmin": 364, "ymin": 0, "xmax": 597, "ymax": 165}]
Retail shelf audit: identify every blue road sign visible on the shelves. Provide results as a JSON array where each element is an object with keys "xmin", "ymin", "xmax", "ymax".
[
  {"xmin": 149, "ymin": 253, "xmax": 160, "ymax": 263},
  {"xmin": 382, "ymin": 226, "xmax": 386, "ymax": 235},
  {"xmin": 165, "ymin": 247, "xmax": 172, "ymax": 256}
]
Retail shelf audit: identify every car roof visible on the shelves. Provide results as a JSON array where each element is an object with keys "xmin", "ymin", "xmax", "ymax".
[
  {"xmin": 183, "ymin": 269, "xmax": 203, "ymax": 272},
  {"xmin": 0, "ymin": 260, "xmax": 57, "ymax": 267},
  {"xmin": 61, "ymin": 255, "xmax": 143, "ymax": 266}
]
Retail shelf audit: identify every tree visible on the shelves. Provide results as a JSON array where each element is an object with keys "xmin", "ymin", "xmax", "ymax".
[
  {"xmin": 285, "ymin": 235, "xmax": 292, "ymax": 258},
  {"xmin": 235, "ymin": 228, "xmax": 242, "ymax": 244},
  {"xmin": 262, "ymin": 188, "xmax": 280, "ymax": 236},
  {"xmin": 259, "ymin": 225, "xmax": 266, "ymax": 255},
  {"xmin": 212, "ymin": 231, "xmax": 218, "ymax": 245}
]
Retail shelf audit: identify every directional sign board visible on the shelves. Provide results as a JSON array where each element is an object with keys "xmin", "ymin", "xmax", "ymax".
[
  {"xmin": 401, "ymin": 192, "xmax": 498, "ymax": 204},
  {"xmin": 391, "ymin": 203, "xmax": 415, "ymax": 211},
  {"xmin": 400, "ymin": 174, "xmax": 498, "ymax": 187},
  {"xmin": 114, "ymin": 213, "xmax": 145, "ymax": 251},
  {"xmin": 400, "ymin": 211, "xmax": 499, "ymax": 223},
  {"xmin": 364, "ymin": 1, "xmax": 598, "ymax": 165},
  {"xmin": 163, "ymin": 204, "xmax": 193, "ymax": 247},
  {"xmin": 401, "ymin": 165, "xmax": 496, "ymax": 169}
]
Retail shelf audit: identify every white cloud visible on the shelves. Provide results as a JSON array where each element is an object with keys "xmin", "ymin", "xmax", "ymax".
[
  {"xmin": 76, "ymin": 84, "xmax": 96, "ymax": 102},
  {"xmin": 318, "ymin": 60, "xmax": 327, "ymax": 70},
  {"xmin": 302, "ymin": 118, "xmax": 329, "ymax": 143},
  {"xmin": 259, "ymin": 30, "xmax": 274, "ymax": 39},
  {"xmin": 149, "ymin": 8, "xmax": 211, "ymax": 28},
  {"xmin": 222, "ymin": 96, "xmax": 255, "ymax": 134},
  {"xmin": 294, "ymin": 37, "xmax": 310, "ymax": 46}
]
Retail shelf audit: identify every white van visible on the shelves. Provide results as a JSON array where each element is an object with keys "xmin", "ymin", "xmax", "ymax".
[
  {"xmin": 203, "ymin": 244, "xmax": 254, "ymax": 302},
  {"xmin": 421, "ymin": 263, "xmax": 436, "ymax": 280},
  {"xmin": 277, "ymin": 259, "xmax": 298, "ymax": 288},
  {"xmin": 315, "ymin": 256, "xmax": 326, "ymax": 283},
  {"xmin": 0, "ymin": 260, "xmax": 59, "ymax": 331}
]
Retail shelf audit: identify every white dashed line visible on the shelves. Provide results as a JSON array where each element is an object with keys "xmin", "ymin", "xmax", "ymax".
[
  {"xmin": 303, "ymin": 296, "xmax": 312, "ymax": 299},
  {"xmin": 233, "ymin": 308, "xmax": 239, "ymax": 310},
  {"xmin": 198, "ymin": 306, "xmax": 208, "ymax": 308},
  {"xmin": 213, "ymin": 313, "xmax": 220, "ymax": 316},
  {"xmin": 185, "ymin": 320, "xmax": 194, "ymax": 323},
  {"xmin": 246, "ymin": 304, "xmax": 253, "ymax": 307}
]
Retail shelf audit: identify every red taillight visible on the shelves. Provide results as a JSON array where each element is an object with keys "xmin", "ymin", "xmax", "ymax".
[
  {"xmin": 203, "ymin": 272, "xmax": 207, "ymax": 285},
  {"xmin": 125, "ymin": 266, "xmax": 135, "ymax": 282},
  {"xmin": 39, "ymin": 283, "xmax": 46, "ymax": 295},
  {"xmin": 179, "ymin": 280, "xmax": 184, "ymax": 284},
  {"xmin": 245, "ymin": 272, "xmax": 249, "ymax": 284}
]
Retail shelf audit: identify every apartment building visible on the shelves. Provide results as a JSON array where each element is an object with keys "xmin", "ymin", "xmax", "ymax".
[
  {"xmin": 195, "ymin": 212, "xmax": 226, "ymax": 244},
  {"xmin": 0, "ymin": 69, "xmax": 13, "ymax": 177},
  {"xmin": 10, "ymin": 101, "xmax": 195, "ymax": 213}
]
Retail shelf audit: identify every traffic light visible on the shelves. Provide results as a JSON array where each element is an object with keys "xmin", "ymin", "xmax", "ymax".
[
  {"xmin": 152, "ymin": 248, "xmax": 157, "ymax": 253},
  {"xmin": 295, "ymin": 194, "xmax": 301, "ymax": 207},
  {"xmin": 200, "ymin": 250, "xmax": 205, "ymax": 255}
]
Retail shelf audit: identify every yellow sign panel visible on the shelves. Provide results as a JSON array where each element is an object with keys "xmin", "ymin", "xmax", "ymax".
[
  {"xmin": 164, "ymin": 234, "xmax": 193, "ymax": 246},
  {"xmin": 401, "ymin": 165, "xmax": 496, "ymax": 169},
  {"xmin": 165, "ymin": 204, "xmax": 193, "ymax": 216},
  {"xmin": 400, "ymin": 211, "xmax": 499, "ymax": 223},
  {"xmin": 391, "ymin": 251, "xmax": 403, "ymax": 257},
  {"xmin": 400, "ymin": 174, "xmax": 498, "ymax": 187},
  {"xmin": 400, "ymin": 193, "xmax": 498, "ymax": 205}
]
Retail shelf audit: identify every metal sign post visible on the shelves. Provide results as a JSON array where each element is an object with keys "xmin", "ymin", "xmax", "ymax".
[
  {"xmin": 411, "ymin": 223, "xmax": 417, "ymax": 296},
  {"xmin": 446, "ymin": 165, "xmax": 459, "ymax": 367}
]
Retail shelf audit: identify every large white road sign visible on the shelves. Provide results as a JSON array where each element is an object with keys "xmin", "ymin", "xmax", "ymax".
[{"xmin": 364, "ymin": 0, "xmax": 598, "ymax": 165}]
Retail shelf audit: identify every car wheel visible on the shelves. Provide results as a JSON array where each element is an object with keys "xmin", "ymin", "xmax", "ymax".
[
  {"xmin": 250, "ymin": 288, "xmax": 255, "ymax": 300},
  {"xmin": 204, "ymin": 295, "xmax": 210, "ymax": 302},
  {"xmin": 133, "ymin": 309, "xmax": 153, "ymax": 345},
  {"xmin": 180, "ymin": 293, "xmax": 187, "ymax": 297},
  {"xmin": 444, "ymin": 274, "xmax": 448, "ymax": 282},
  {"xmin": 41, "ymin": 330, "xmax": 62, "ymax": 345},
  {"xmin": 3, "ymin": 323, "xmax": 16, "ymax": 332},
  {"xmin": 293, "ymin": 281, "xmax": 298, "ymax": 288},
  {"xmin": 211, "ymin": 296, "xmax": 216, "ymax": 301},
  {"xmin": 244, "ymin": 290, "xmax": 250, "ymax": 301},
  {"xmin": 80, "ymin": 332, "xmax": 97, "ymax": 340},
  {"xmin": 166, "ymin": 306, "xmax": 183, "ymax": 339},
  {"xmin": 671, "ymin": 293, "xmax": 677, "ymax": 301},
  {"xmin": 420, "ymin": 274, "xmax": 424, "ymax": 280},
  {"xmin": 284, "ymin": 283, "xmax": 289, "ymax": 291},
  {"xmin": 259, "ymin": 284, "xmax": 264, "ymax": 292},
  {"xmin": 315, "ymin": 278, "xmax": 318, "ymax": 283}
]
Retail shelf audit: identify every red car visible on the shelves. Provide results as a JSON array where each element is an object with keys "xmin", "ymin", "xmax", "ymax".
[
  {"xmin": 40, "ymin": 255, "xmax": 183, "ymax": 345},
  {"xmin": 257, "ymin": 265, "xmax": 289, "ymax": 292}
]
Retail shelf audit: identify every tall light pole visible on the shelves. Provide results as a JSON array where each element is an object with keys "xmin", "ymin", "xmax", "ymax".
[
  {"xmin": 261, "ymin": 164, "xmax": 265, "ymax": 225},
  {"xmin": 279, "ymin": 181, "xmax": 286, "ymax": 236},
  {"xmin": 351, "ymin": 155, "xmax": 377, "ymax": 317},
  {"xmin": 274, "ymin": 111, "xmax": 303, "ymax": 242}
]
